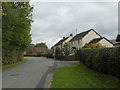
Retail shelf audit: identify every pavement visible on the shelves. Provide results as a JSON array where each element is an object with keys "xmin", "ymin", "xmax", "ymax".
[{"xmin": 2, "ymin": 57, "xmax": 79, "ymax": 89}]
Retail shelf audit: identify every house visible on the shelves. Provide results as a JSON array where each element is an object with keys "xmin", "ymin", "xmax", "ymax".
[
  {"xmin": 53, "ymin": 34, "xmax": 73, "ymax": 52},
  {"xmin": 69, "ymin": 29, "xmax": 114, "ymax": 50},
  {"xmin": 110, "ymin": 39, "xmax": 120, "ymax": 47},
  {"xmin": 114, "ymin": 42, "xmax": 120, "ymax": 47},
  {"xmin": 33, "ymin": 47, "xmax": 48, "ymax": 55},
  {"xmin": 89, "ymin": 37, "xmax": 114, "ymax": 47},
  {"xmin": 24, "ymin": 51, "xmax": 27, "ymax": 55}
]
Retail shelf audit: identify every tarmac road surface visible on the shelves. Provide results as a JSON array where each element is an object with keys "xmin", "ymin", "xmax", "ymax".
[{"xmin": 2, "ymin": 57, "xmax": 79, "ymax": 88}]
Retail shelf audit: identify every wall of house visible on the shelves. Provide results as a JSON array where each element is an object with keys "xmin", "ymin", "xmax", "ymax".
[
  {"xmin": 70, "ymin": 39, "xmax": 82, "ymax": 49},
  {"xmin": 99, "ymin": 39, "xmax": 114, "ymax": 47},
  {"xmin": 70, "ymin": 40, "xmax": 76, "ymax": 48},
  {"xmin": 115, "ymin": 43, "xmax": 120, "ymax": 47},
  {"xmin": 54, "ymin": 36, "xmax": 73, "ymax": 52},
  {"xmin": 63, "ymin": 36, "xmax": 73, "ymax": 44},
  {"xmin": 53, "ymin": 44, "xmax": 62, "ymax": 53},
  {"xmin": 82, "ymin": 30, "xmax": 101, "ymax": 47}
]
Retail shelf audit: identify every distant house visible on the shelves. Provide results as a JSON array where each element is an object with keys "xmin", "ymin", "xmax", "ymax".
[
  {"xmin": 24, "ymin": 51, "xmax": 27, "ymax": 55},
  {"xmin": 53, "ymin": 34, "xmax": 73, "ymax": 52},
  {"xmin": 33, "ymin": 47, "xmax": 48, "ymax": 55},
  {"xmin": 110, "ymin": 39, "xmax": 120, "ymax": 47},
  {"xmin": 69, "ymin": 29, "xmax": 114, "ymax": 50}
]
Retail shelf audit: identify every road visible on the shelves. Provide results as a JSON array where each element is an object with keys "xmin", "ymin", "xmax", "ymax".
[{"xmin": 2, "ymin": 57, "xmax": 78, "ymax": 88}]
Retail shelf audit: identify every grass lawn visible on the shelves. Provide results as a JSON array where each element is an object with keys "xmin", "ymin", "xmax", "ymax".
[
  {"xmin": 2, "ymin": 59, "xmax": 27, "ymax": 70},
  {"xmin": 50, "ymin": 63, "xmax": 120, "ymax": 88}
]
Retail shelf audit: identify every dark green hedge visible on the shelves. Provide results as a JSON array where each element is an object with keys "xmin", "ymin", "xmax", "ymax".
[
  {"xmin": 54, "ymin": 54, "xmax": 79, "ymax": 61},
  {"xmin": 46, "ymin": 54, "xmax": 54, "ymax": 58},
  {"xmin": 2, "ymin": 49, "xmax": 24, "ymax": 65},
  {"xmin": 55, "ymin": 54, "xmax": 63, "ymax": 60},
  {"xmin": 62, "ymin": 55, "xmax": 79, "ymax": 61},
  {"xmin": 77, "ymin": 47, "xmax": 120, "ymax": 78}
]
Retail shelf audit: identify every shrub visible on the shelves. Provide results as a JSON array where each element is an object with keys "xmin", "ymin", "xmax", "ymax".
[
  {"xmin": 55, "ymin": 54, "xmax": 63, "ymax": 60},
  {"xmin": 83, "ymin": 43, "xmax": 106, "ymax": 49},
  {"xmin": 78, "ymin": 47, "xmax": 120, "ymax": 78},
  {"xmin": 62, "ymin": 55, "xmax": 79, "ymax": 61},
  {"xmin": 46, "ymin": 54, "xmax": 54, "ymax": 58}
]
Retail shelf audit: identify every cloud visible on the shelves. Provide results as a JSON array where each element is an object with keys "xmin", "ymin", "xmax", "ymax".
[{"xmin": 30, "ymin": 2, "xmax": 118, "ymax": 48}]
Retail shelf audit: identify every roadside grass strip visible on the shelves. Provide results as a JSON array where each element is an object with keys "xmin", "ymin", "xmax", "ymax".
[
  {"xmin": 2, "ymin": 59, "xmax": 27, "ymax": 70},
  {"xmin": 50, "ymin": 63, "xmax": 120, "ymax": 88}
]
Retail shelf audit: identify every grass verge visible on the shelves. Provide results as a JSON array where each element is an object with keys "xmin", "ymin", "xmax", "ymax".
[
  {"xmin": 2, "ymin": 59, "xmax": 27, "ymax": 70},
  {"xmin": 50, "ymin": 63, "xmax": 120, "ymax": 88}
]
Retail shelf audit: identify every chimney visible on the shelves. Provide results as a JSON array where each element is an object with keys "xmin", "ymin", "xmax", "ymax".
[
  {"xmin": 70, "ymin": 34, "xmax": 73, "ymax": 36},
  {"xmin": 63, "ymin": 37, "xmax": 65, "ymax": 39}
]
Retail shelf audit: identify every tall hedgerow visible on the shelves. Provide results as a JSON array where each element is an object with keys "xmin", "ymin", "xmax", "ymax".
[{"xmin": 2, "ymin": 2, "xmax": 33, "ymax": 65}]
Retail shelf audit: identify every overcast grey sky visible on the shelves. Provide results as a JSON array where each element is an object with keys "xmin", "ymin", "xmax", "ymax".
[{"xmin": 30, "ymin": 2, "xmax": 118, "ymax": 48}]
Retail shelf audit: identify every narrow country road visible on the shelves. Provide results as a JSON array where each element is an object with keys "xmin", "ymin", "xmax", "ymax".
[
  {"xmin": 3, "ymin": 57, "xmax": 55, "ymax": 88},
  {"xmin": 2, "ymin": 57, "xmax": 78, "ymax": 88}
]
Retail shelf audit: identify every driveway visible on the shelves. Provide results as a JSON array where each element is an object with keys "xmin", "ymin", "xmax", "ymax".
[{"xmin": 2, "ymin": 57, "xmax": 79, "ymax": 88}]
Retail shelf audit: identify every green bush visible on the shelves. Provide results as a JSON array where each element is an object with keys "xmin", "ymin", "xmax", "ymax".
[
  {"xmin": 46, "ymin": 54, "xmax": 54, "ymax": 58},
  {"xmin": 55, "ymin": 54, "xmax": 63, "ymax": 60},
  {"xmin": 62, "ymin": 55, "xmax": 79, "ymax": 61},
  {"xmin": 2, "ymin": 2, "xmax": 33, "ymax": 65},
  {"xmin": 78, "ymin": 47, "xmax": 120, "ymax": 78},
  {"xmin": 54, "ymin": 54, "xmax": 79, "ymax": 61}
]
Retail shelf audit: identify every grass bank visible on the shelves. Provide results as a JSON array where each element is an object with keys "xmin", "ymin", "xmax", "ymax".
[
  {"xmin": 50, "ymin": 64, "xmax": 120, "ymax": 88},
  {"xmin": 2, "ymin": 59, "xmax": 27, "ymax": 70}
]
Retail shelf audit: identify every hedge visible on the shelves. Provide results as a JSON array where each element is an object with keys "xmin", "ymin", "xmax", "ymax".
[
  {"xmin": 55, "ymin": 54, "xmax": 63, "ymax": 60},
  {"xmin": 62, "ymin": 55, "xmax": 79, "ymax": 61},
  {"xmin": 53, "ymin": 54, "xmax": 79, "ymax": 61},
  {"xmin": 46, "ymin": 54, "xmax": 54, "ymax": 58},
  {"xmin": 2, "ymin": 49, "xmax": 24, "ymax": 65},
  {"xmin": 77, "ymin": 47, "xmax": 120, "ymax": 78}
]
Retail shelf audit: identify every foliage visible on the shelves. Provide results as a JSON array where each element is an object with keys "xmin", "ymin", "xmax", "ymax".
[
  {"xmin": 35, "ymin": 42, "xmax": 48, "ymax": 49},
  {"xmin": 2, "ymin": 59, "xmax": 26, "ymax": 70},
  {"xmin": 83, "ymin": 43, "xmax": 106, "ymax": 49},
  {"xmin": 2, "ymin": 2, "xmax": 33, "ymax": 65},
  {"xmin": 62, "ymin": 42, "xmax": 71, "ymax": 55},
  {"xmin": 116, "ymin": 34, "xmax": 120, "ymax": 42},
  {"xmin": 77, "ymin": 47, "xmax": 120, "ymax": 78},
  {"xmin": 62, "ymin": 55, "xmax": 79, "ymax": 61},
  {"xmin": 46, "ymin": 53, "xmax": 54, "ymax": 58},
  {"xmin": 55, "ymin": 54, "xmax": 63, "ymax": 60},
  {"xmin": 26, "ymin": 44, "xmax": 35, "ymax": 55},
  {"xmin": 55, "ymin": 47, "xmax": 62, "ymax": 55}
]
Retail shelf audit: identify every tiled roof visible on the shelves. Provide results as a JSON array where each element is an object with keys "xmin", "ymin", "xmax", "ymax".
[
  {"xmin": 70, "ymin": 29, "xmax": 92, "ymax": 42},
  {"xmin": 89, "ymin": 37, "xmax": 115, "ymax": 46},
  {"xmin": 89, "ymin": 37, "xmax": 103, "ymax": 44},
  {"xmin": 54, "ymin": 37, "xmax": 69, "ymax": 46}
]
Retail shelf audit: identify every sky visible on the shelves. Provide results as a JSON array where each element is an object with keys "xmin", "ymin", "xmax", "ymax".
[{"xmin": 30, "ymin": 2, "xmax": 118, "ymax": 48}]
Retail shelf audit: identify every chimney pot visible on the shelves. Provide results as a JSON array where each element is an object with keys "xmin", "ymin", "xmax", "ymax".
[{"xmin": 70, "ymin": 34, "xmax": 73, "ymax": 36}]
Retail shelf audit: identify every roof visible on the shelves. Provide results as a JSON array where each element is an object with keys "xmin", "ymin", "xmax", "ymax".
[
  {"xmin": 70, "ymin": 29, "xmax": 96, "ymax": 42},
  {"xmin": 70, "ymin": 29, "xmax": 103, "ymax": 42},
  {"xmin": 89, "ymin": 37, "xmax": 115, "ymax": 46},
  {"xmin": 89, "ymin": 37, "xmax": 103, "ymax": 44},
  {"xmin": 54, "ymin": 37, "xmax": 69, "ymax": 46},
  {"xmin": 110, "ymin": 39, "xmax": 117, "ymax": 44}
]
